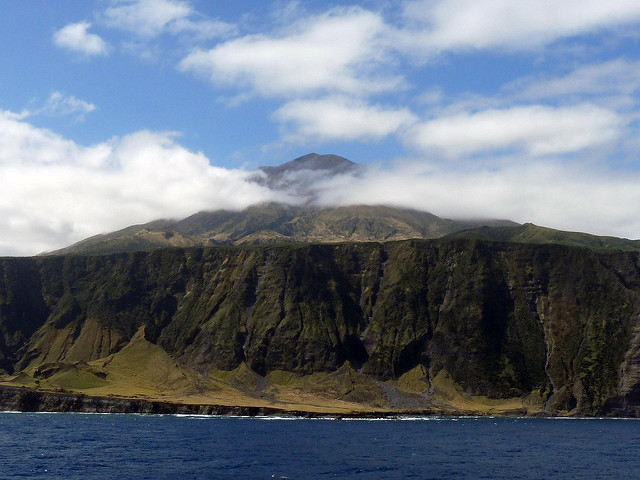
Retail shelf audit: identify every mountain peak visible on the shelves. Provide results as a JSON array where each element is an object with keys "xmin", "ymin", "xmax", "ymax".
[
  {"xmin": 260, "ymin": 153, "xmax": 357, "ymax": 176},
  {"xmin": 251, "ymin": 153, "xmax": 359, "ymax": 194}
]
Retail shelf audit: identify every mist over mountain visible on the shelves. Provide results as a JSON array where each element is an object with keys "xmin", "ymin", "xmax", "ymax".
[
  {"xmin": 249, "ymin": 152, "xmax": 362, "ymax": 201},
  {"xmin": 48, "ymin": 203, "xmax": 519, "ymax": 255},
  {"xmin": 3, "ymin": 134, "xmax": 640, "ymax": 256},
  {"xmin": 45, "ymin": 153, "xmax": 521, "ymax": 256},
  {"xmin": 257, "ymin": 153, "xmax": 359, "ymax": 185},
  {"xmin": 44, "ymin": 152, "xmax": 640, "ymax": 256}
]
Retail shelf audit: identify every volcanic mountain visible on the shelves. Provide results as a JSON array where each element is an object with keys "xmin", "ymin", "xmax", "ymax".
[
  {"xmin": 45, "ymin": 153, "xmax": 516, "ymax": 256},
  {"xmin": 45, "ymin": 153, "xmax": 640, "ymax": 256}
]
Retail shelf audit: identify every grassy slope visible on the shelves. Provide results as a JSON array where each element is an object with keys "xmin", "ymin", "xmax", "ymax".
[
  {"xmin": 447, "ymin": 223, "xmax": 640, "ymax": 252},
  {"xmin": 0, "ymin": 329, "xmax": 535, "ymax": 415},
  {"xmin": 43, "ymin": 204, "xmax": 516, "ymax": 256}
]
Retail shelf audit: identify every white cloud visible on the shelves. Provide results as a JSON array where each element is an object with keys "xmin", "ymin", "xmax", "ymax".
[
  {"xmin": 169, "ymin": 17, "xmax": 236, "ymax": 40},
  {"xmin": 21, "ymin": 2, "xmax": 640, "ymax": 254},
  {"xmin": 10, "ymin": 93, "xmax": 97, "ymax": 123},
  {"xmin": 274, "ymin": 97, "xmax": 417, "ymax": 142},
  {"xmin": 105, "ymin": 0, "xmax": 191, "ymax": 36},
  {"xmin": 53, "ymin": 22, "xmax": 108, "ymax": 56},
  {"xmin": 310, "ymin": 162, "xmax": 640, "ymax": 240},
  {"xmin": 3, "ymin": 104, "xmax": 640, "ymax": 256},
  {"xmin": 179, "ymin": 7, "xmax": 401, "ymax": 97},
  {"xmin": 173, "ymin": 2, "xmax": 640, "ymax": 153},
  {"xmin": 511, "ymin": 59, "xmax": 640, "ymax": 100},
  {"xmin": 0, "ymin": 110, "xmax": 287, "ymax": 256},
  {"xmin": 41, "ymin": 92, "xmax": 97, "ymax": 119},
  {"xmin": 104, "ymin": 0, "xmax": 234, "ymax": 39},
  {"xmin": 0, "ymin": 112, "xmax": 80, "ymax": 165},
  {"xmin": 406, "ymin": 104, "xmax": 625, "ymax": 157},
  {"xmin": 401, "ymin": 0, "xmax": 640, "ymax": 53}
]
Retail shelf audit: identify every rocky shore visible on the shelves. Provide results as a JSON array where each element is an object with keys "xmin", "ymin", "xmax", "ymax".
[
  {"xmin": 2, "ymin": 384, "xmax": 639, "ymax": 417},
  {"xmin": 0, "ymin": 385, "xmax": 308, "ymax": 417},
  {"xmin": 0, "ymin": 385, "xmax": 436, "ymax": 418}
]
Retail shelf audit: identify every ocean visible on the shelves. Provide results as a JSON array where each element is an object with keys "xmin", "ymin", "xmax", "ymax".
[{"xmin": 0, "ymin": 413, "xmax": 638, "ymax": 479}]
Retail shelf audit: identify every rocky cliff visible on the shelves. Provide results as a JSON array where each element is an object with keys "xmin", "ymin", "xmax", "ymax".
[{"xmin": 2, "ymin": 239, "xmax": 640, "ymax": 416}]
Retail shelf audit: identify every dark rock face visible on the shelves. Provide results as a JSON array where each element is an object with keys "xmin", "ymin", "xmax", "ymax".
[
  {"xmin": 2, "ymin": 239, "xmax": 640, "ymax": 415},
  {"xmin": 0, "ymin": 385, "xmax": 323, "ymax": 417},
  {"xmin": 0, "ymin": 384, "xmax": 436, "ymax": 418}
]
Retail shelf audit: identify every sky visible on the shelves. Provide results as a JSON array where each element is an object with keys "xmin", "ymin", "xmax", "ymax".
[{"xmin": 2, "ymin": 0, "xmax": 640, "ymax": 255}]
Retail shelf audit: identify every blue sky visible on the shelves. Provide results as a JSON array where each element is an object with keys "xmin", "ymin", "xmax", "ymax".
[{"xmin": 2, "ymin": 0, "xmax": 640, "ymax": 255}]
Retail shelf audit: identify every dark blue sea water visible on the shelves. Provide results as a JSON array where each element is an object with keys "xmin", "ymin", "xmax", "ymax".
[{"xmin": 0, "ymin": 414, "xmax": 638, "ymax": 479}]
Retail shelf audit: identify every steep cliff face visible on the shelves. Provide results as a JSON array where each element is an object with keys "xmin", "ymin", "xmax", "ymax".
[{"xmin": 1, "ymin": 239, "xmax": 640, "ymax": 415}]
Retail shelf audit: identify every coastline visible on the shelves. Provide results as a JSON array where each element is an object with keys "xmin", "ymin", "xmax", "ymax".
[
  {"xmin": 0, "ymin": 384, "xmax": 442, "ymax": 418},
  {"xmin": 3, "ymin": 384, "xmax": 632, "ymax": 419}
]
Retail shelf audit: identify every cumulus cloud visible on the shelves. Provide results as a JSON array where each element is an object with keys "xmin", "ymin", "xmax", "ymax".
[
  {"xmin": 21, "ymin": 1, "xmax": 640, "ymax": 254},
  {"xmin": 0, "ymin": 111, "xmax": 80, "ymax": 165},
  {"xmin": 173, "ymin": 2, "xmax": 640, "ymax": 150},
  {"xmin": 3, "ymin": 105, "xmax": 640, "ymax": 256},
  {"xmin": 401, "ymin": 0, "xmax": 640, "ymax": 53},
  {"xmin": 308, "ymin": 162, "xmax": 640, "ymax": 240},
  {"xmin": 53, "ymin": 22, "xmax": 109, "ymax": 56},
  {"xmin": 274, "ymin": 97, "xmax": 417, "ymax": 142},
  {"xmin": 104, "ymin": 0, "xmax": 235, "ymax": 39},
  {"xmin": 179, "ymin": 7, "xmax": 401, "ymax": 98},
  {"xmin": 0, "ymin": 110, "xmax": 286, "ymax": 256},
  {"xmin": 406, "ymin": 104, "xmax": 625, "ymax": 157}
]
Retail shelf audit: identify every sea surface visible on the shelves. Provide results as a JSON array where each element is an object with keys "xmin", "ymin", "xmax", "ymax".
[{"xmin": 0, "ymin": 413, "xmax": 638, "ymax": 479}]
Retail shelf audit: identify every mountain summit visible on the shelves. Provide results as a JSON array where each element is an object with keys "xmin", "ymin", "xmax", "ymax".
[
  {"xmin": 259, "ymin": 153, "xmax": 358, "ymax": 177},
  {"xmin": 251, "ymin": 153, "xmax": 359, "ymax": 192}
]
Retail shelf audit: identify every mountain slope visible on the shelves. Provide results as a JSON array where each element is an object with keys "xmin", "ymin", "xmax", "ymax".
[
  {"xmin": 42, "ymin": 152, "xmax": 640, "ymax": 257},
  {"xmin": 44, "ymin": 203, "xmax": 517, "ymax": 256},
  {"xmin": 446, "ymin": 223, "xmax": 640, "ymax": 252},
  {"xmin": 43, "ymin": 152, "xmax": 518, "ymax": 256}
]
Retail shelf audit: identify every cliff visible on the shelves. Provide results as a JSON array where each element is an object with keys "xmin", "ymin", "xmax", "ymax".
[{"xmin": 2, "ymin": 239, "xmax": 640, "ymax": 416}]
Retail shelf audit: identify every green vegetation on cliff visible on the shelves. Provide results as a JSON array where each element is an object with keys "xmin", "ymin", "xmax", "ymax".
[
  {"xmin": 446, "ymin": 223, "xmax": 640, "ymax": 252},
  {"xmin": 3, "ymin": 239, "xmax": 640, "ymax": 416}
]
